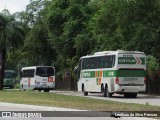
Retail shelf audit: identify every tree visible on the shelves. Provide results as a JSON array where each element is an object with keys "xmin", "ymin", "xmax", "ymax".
[
  {"xmin": 89, "ymin": 0, "xmax": 160, "ymax": 55},
  {"xmin": 44, "ymin": 0, "xmax": 94, "ymax": 89},
  {"xmin": 24, "ymin": 24, "xmax": 54, "ymax": 66},
  {"xmin": 21, "ymin": 0, "xmax": 54, "ymax": 66},
  {"xmin": 0, "ymin": 10, "xmax": 24, "ymax": 90}
]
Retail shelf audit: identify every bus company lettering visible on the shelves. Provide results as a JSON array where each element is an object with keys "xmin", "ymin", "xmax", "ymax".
[
  {"xmin": 119, "ymin": 58, "xmax": 136, "ymax": 63},
  {"xmin": 83, "ymin": 72, "xmax": 90, "ymax": 77}
]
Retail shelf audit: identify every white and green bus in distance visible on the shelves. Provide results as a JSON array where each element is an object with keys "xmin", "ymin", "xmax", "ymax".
[
  {"xmin": 20, "ymin": 66, "xmax": 55, "ymax": 92},
  {"xmin": 74, "ymin": 50, "xmax": 146, "ymax": 98}
]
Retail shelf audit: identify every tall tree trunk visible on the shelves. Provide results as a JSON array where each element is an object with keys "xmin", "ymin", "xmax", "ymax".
[{"xmin": 0, "ymin": 49, "xmax": 6, "ymax": 90}]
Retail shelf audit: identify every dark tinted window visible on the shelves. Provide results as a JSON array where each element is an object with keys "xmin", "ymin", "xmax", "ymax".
[
  {"xmin": 22, "ymin": 69, "xmax": 34, "ymax": 77},
  {"xmin": 4, "ymin": 71, "xmax": 16, "ymax": 78},
  {"xmin": 82, "ymin": 55, "xmax": 115, "ymax": 70},
  {"xmin": 36, "ymin": 67, "xmax": 54, "ymax": 77}
]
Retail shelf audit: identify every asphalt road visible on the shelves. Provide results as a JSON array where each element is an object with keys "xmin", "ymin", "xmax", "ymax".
[{"xmin": 52, "ymin": 91, "xmax": 160, "ymax": 106}]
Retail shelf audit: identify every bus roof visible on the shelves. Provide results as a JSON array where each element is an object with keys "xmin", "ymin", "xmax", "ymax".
[
  {"xmin": 5, "ymin": 70, "xmax": 16, "ymax": 73},
  {"xmin": 80, "ymin": 50, "xmax": 145, "ymax": 59},
  {"xmin": 21, "ymin": 66, "xmax": 54, "ymax": 70},
  {"xmin": 94, "ymin": 50, "xmax": 144, "ymax": 55}
]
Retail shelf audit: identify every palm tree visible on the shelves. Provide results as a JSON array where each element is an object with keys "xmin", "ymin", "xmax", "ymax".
[{"xmin": 0, "ymin": 9, "xmax": 24, "ymax": 90}]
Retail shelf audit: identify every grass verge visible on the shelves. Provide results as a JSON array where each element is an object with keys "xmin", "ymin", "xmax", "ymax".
[{"xmin": 0, "ymin": 90, "xmax": 160, "ymax": 111}]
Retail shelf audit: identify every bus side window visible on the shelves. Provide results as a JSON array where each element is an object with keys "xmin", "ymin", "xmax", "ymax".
[
  {"xmin": 90, "ymin": 58, "xmax": 95, "ymax": 69},
  {"xmin": 83, "ymin": 58, "xmax": 90, "ymax": 69},
  {"xmin": 99, "ymin": 56, "xmax": 107, "ymax": 68},
  {"xmin": 107, "ymin": 56, "xmax": 111, "ymax": 68}
]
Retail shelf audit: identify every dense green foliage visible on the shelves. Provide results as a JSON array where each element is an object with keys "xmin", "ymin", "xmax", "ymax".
[
  {"xmin": 1, "ymin": 0, "xmax": 160, "ymax": 90},
  {"xmin": 0, "ymin": 9, "xmax": 24, "ymax": 89}
]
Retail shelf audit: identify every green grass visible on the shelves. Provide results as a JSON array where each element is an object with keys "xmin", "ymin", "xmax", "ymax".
[{"xmin": 0, "ymin": 90, "xmax": 160, "ymax": 111}]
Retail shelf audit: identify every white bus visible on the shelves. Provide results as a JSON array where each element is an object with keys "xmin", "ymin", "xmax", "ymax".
[
  {"xmin": 20, "ymin": 66, "xmax": 55, "ymax": 92},
  {"xmin": 74, "ymin": 50, "xmax": 146, "ymax": 98}
]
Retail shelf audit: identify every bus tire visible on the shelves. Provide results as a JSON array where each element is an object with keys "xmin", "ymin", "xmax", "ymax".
[
  {"xmin": 130, "ymin": 93, "xmax": 137, "ymax": 98},
  {"xmin": 105, "ymin": 86, "xmax": 112, "ymax": 97},
  {"xmin": 82, "ymin": 85, "xmax": 88, "ymax": 96},
  {"xmin": 38, "ymin": 90, "xmax": 41, "ymax": 92},
  {"xmin": 44, "ymin": 89, "xmax": 49, "ymax": 92},
  {"xmin": 124, "ymin": 93, "xmax": 130, "ymax": 98},
  {"xmin": 124, "ymin": 93, "xmax": 137, "ymax": 98},
  {"xmin": 101, "ymin": 85, "xmax": 106, "ymax": 97}
]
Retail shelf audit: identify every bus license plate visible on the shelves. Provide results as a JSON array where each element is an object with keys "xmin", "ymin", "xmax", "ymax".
[
  {"xmin": 129, "ymin": 83, "xmax": 135, "ymax": 86},
  {"xmin": 42, "ymin": 84, "xmax": 47, "ymax": 87}
]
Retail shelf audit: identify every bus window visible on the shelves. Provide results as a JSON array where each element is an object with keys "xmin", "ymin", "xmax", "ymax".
[
  {"xmin": 36, "ymin": 67, "xmax": 54, "ymax": 77},
  {"xmin": 82, "ymin": 58, "xmax": 90, "ymax": 70},
  {"xmin": 107, "ymin": 55, "xmax": 115, "ymax": 68},
  {"xmin": 90, "ymin": 57, "xmax": 97, "ymax": 69},
  {"xmin": 22, "ymin": 69, "xmax": 34, "ymax": 78}
]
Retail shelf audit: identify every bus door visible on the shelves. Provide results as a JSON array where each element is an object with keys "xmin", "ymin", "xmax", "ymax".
[{"xmin": 21, "ymin": 69, "xmax": 35, "ymax": 90}]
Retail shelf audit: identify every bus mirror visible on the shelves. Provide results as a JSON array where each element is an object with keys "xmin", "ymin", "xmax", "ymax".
[{"xmin": 74, "ymin": 66, "xmax": 78, "ymax": 74}]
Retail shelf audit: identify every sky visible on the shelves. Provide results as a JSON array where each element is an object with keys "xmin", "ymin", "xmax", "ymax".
[{"xmin": 0, "ymin": 0, "xmax": 30, "ymax": 14}]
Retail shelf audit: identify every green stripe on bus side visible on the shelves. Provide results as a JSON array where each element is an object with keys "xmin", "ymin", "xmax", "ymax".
[
  {"xmin": 103, "ymin": 70, "xmax": 117, "ymax": 77},
  {"xmin": 81, "ymin": 70, "xmax": 146, "ymax": 78},
  {"xmin": 81, "ymin": 70, "xmax": 117, "ymax": 78},
  {"xmin": 81, "ymin": 71, "xmax": 95, "ymax": 78}
]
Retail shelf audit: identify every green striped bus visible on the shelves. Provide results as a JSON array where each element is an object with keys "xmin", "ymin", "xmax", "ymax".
[{"xmin": 74, "ymin": 50, "xmax": 146, "ymax": 98}]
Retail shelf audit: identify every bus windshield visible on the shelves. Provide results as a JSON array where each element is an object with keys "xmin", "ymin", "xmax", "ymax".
[
  {"xmin": 36, "ymin": 67, "xmax": 54, "ymax": 77},
  {"xmin": 4, "ymin": 71, "xmax": 16, "ymax": 79}
]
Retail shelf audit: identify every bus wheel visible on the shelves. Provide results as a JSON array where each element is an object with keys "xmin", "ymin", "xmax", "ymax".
[
  {"xmin": 105, "ymin": 87, "xmax": 112, "ymax": 97},
  {"xmin": 101, "ymin": 85, "xmax": 106, "ymax": 97},
  {"xmin": 82, "ymin": 85, "xmax": 88, "ymax": 96},
  {"xmin": 124, "ymin": 93, "xmax": 137, "ymax": 98},
  {"xmin": 124, "ymin": 93, "xmax": 130, "ymax": 98},
  {"xmin": 44, "ymin": 89, "xmax": 49, "ymax": 92},
  {"xmin": 130, "ymin": 93, "xmax": 137, "ymax": 98},
  {"xmin": 38, "ymin": 90, "xmax": 41, "ymax": 92}
]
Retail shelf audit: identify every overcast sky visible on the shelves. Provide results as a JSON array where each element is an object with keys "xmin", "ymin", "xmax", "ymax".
[{"xmin": 0, "ymin": 0, "xmax": 30, "ymax": 14}]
